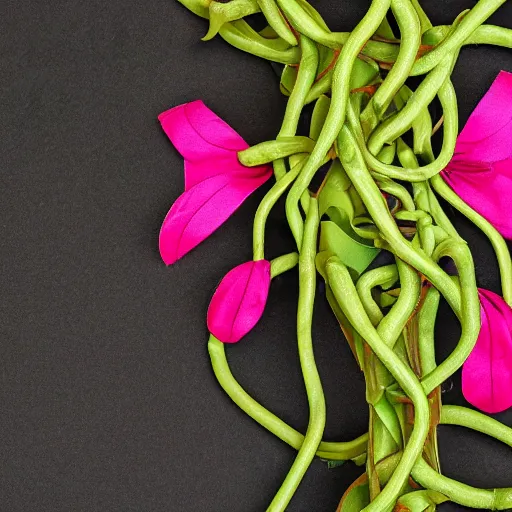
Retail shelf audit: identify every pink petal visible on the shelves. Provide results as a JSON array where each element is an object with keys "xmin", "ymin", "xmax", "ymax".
[
  {"xmin": 456, "ymin": 71, "xmax": 512, "ymax": 163},
  {"xmin": 159, "ymin": 101, "xmax": 246, "ymax": 157},
  {"xmin": 159, "ymin": 101, "xmax": 259, "ymax": 190},
  {"xmin": 442, "ymin": 157, "xmax": 512, "ymax": 239},
  {"xmin": 159, "ymin": 171, "xmax": 271, "ymax": 265},
  {"xmin": 207, "ymin": 260, "xmax": 271, "ymax": 343},
  {"xmin": 462, "ymin": 289, "xmax": 512, "ymax": 413}
]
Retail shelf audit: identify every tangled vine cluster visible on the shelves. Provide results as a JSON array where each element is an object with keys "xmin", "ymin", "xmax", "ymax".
[{"xmin": 160, "ymin": 0, "xmax": 512, "ymax": 509}]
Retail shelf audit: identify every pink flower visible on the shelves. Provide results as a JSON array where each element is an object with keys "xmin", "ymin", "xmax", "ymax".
[
  {"xmin": 207, "ymin": 260, "xmax": 271, "ymax": 343},
  {"xmin": 462, "ymin": 288, "xmax": 512, "ymax": 414},
  {"xmin": 441, "ymin": 71, "xmax": 512, "ymax": 238},
  {"xmin": 158, "ymin": 101, "xmax": 272, "ymax": 265}
]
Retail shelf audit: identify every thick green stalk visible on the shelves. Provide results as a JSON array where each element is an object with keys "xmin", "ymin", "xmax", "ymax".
[
  {"xmin": 368, "ymin": 54, "xmax": 455, "ymax": 156},
  {"xmin": 418, "ymin": 286, "xmax": 440, "ymax": 376},
  {"xmin": 420, "ymin": 239, "xmax": 480, "ymax": 395},
  {"xmin": 285, "ymin": 0, "xmax": 391, "ymax": 247},
  {"xmin": 326, "ymin": 258, "xmax": 430, "ymax": 512},
  {"xmin": 267, "ymin": 198, "xmax": 325, "ymax": 511}
]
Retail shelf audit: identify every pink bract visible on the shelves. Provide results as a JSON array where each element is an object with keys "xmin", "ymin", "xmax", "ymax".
[
  {"xmin": 207, "ymin": 260, "xmax": 271, "ymax": 343},
  {"xmin": 462, "ymin": 288, "xmax": 512, "ymax": 414},
  {"xmin": 158, "ymin": 101, "xmax": 272, "ymax": 265},
  {"xmin": 441, "ymin": 71, "xmax": 512, "ymax": 239}
]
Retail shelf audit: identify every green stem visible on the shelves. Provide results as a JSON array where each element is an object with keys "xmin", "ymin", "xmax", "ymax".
[
  {"xmin": 368, "ymin": 54, "xmax": 455, "ymax": 156},
  {"xmin": 270, "ymin": 252, "xmax": 299, "ymax": 278},
  {"xmin": 410, "ymin": 0, "xmax": 432, "ymax": 33},
  {"xmin": 347, "ymin": 79, "xmax": 459, "ymax": 182},
  {"xmin": 378, "ymin": 259, "xmax": 422, "ymax": 348},
  {"xmin": 207, "ymin": 335, "xmax": 366, "ymax": 460},
  {"xmin": 338, "ymin": 125, "xmax": 462, "ymax": 314},
  {"xmin": 356, "ymin": 265, "xmax": 399, "ymax": 325},
  {"xmin": 267, "ymin": 198, "xmax": 326, "ymax": 511},
  {"xmin": 219, "ymin": 20, "xmax": 300, "ymax": 64},
  {"xmin": 360, "ymin": 0, "xmax": 421, "ymax": 135},
  {"xmin": 256, "ymin": 0, "xmax": 297, "ymax": 46},
  {"xmin": 412, "ymin": 457, "xmax": 512, "ymax": 510},
  {"xmin": 285, "ymin": 0, "xmax": 391, "ymax": 246},
  {"xmin": 441, "ymin": 405, "xmax": 512, "ymax": 447},
  {"xmin": 253, "ymin": 156, "xmax": 306, "ymax": 260},
  {"xmin": 420, "ymin": 239, "xmax": 480, "ymax": 394},
  {"xmin": 239, "ymin": 136, "xmax": 315, "ymax": 167},
  {"xmin": 431, "ymin": 174, "xmax": 512, "ymax": 306},
  {"xmin": 418, "ymin": 286, "xmax": 440, "ymax": 376},
  {"xmin": 273, "ymin": 35, "xmax": 319, "ymax": 181},
  {"xmin": 326, "ymin": 257, "xmax": 430, "ymax": 512},
  {"xmin": 411, "ymin": 0, "xmax": 508, "ymax": 75}
]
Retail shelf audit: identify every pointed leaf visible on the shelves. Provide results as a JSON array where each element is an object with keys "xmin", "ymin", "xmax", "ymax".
[
  {"xmin": 319, "ymin": 221, "xmax": 380, "ymax": 275},
  {"xmin": 349, "ymin": 57, "xmax": 380, "ymax": 90},
  {"xmin": 207, "ymin": 260, "xmax": 271, "ymax": 343},
  {"xmin": 336, "ymin": 474, "xmax": 370, "ymax": 512},
  {"xmin": 374, "ymin": 395, "xmax": 403, "ymax": 447}
]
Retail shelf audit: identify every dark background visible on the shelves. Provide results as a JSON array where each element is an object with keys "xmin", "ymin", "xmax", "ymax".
[{"xmin": 2, "ymin": 1, "xmax": 512, "ymax": 510}]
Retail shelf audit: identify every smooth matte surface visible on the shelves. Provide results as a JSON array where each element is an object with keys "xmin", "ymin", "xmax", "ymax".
[{"xmin": 1, "ymin": 1, "xmax": 512, "ymax": 510}]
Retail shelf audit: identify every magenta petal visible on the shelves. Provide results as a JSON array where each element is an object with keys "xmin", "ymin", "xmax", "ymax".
[
  {"xmin": 442, "ymin": 157, "xmax": 512, "ymax": 239},
  {"xmin": 159, "ymin": 101, "xmax": 247, "ymax": 162},
  {"xmin": 462, "ymin": 289, "xmax": 512, "ymax": 413},
  {"xmin": 207, "ymin": 260, "xmax": 271, "ymax": 343},
  {"xmin": 456, "ymin": 71, "xmax": 512, "ymax": 163},
  {"xmin": 159, "ymin": 100, "xmax": 262, "ymax": 190},
  {"xmin": 159, "ymin": 171, "xmax": 271, "ymax": 265}
]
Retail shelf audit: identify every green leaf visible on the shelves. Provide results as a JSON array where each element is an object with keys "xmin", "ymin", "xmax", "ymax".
[
  {"xmin": 337, "ymin": 476, "xmax": 370, "ymax": 512},
  {"xmin": 317, "ymin": 45, "xmax": 335, "ymax": 76},
  {"xmin": 259, "ymin": 25, "xmax": 279, "ymax": 38},
  {"xmin": 320, "ymin": 221, "xmax": 380, "ymax": 275},
  {"xmin": 349, "ymin": 58, "xmax": 380, "ymax": 90},
  {"xmin": 351, "ymin": 452, "xmax": 367, "ymax": 466},
  {"xmin": 374, "ymin": 395, "xmax": 403, "ymax": 447},
  {"xmin": 327, "ymin": 460, "xmax": 346, "ymax": 469},
  {"xmin": 318, "ymin": 160, "xmax": 379, "ymax": 240},
  {"xmin": 372, "ymin": 414, "xmax": 399, "ymax": 464},
  {"xmin": 279, "ymin": 64, "xmax": 298, "ymax": 96}
]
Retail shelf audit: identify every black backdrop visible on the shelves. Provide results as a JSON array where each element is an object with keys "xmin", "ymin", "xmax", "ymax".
[{"xmin": 2, "ymin": 1, "xmax": 512, "ymax": 510}]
